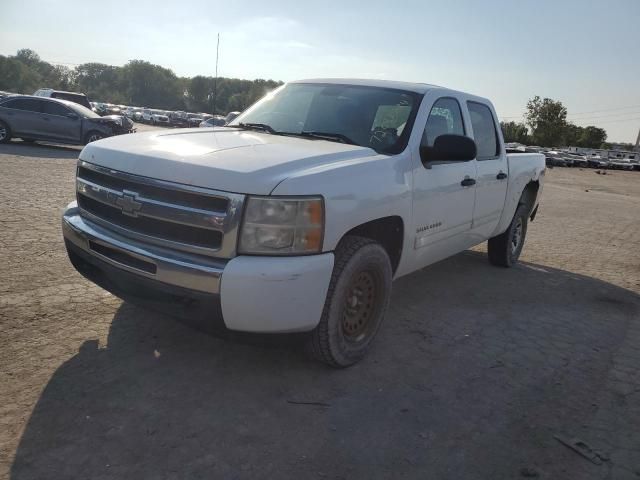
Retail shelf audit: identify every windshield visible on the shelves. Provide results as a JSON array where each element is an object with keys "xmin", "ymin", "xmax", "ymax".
[{"xmin": 229, "ymin": 83, "xmax": 422, "ymax": 154}]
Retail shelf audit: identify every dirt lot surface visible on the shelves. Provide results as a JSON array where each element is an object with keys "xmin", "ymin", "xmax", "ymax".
[{"xmin": 1, "ymin": 139, "xmax": 639, "ymax": 479}]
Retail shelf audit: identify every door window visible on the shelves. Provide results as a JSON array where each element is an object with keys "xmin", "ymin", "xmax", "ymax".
[
  {"xmin": 42, "ymin": 101, "xmax": 71, "ymax": 117},
  {"xmin": 3, "ymin": 98, "xmax": 41, "ymax": 112},
  {"xmin": 422, "ymin": 97, "xmax": 465, "ymax": 147},
  {"xmin": 467, "ymin": 102, "xmax": 499, "ymax": 159}
]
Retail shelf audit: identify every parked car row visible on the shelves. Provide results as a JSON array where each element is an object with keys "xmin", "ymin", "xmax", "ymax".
[
  {"xmin": 116, "ymin": 106, "xmax": 241, "ymax": 128},
  {"xmin": 0, "ymin": 87, "xmax": 242, "ymax": 145},
  {"xmin": 44, "ymin": 87, "xmax": 243, "ymax": 130},
  {"xmin": 506, "ymin": 144, "xmax": 640, "ymax": 171}
]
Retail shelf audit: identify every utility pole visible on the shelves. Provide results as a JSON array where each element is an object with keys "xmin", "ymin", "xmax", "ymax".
[
  {"xmin": 635, "ymin": 126, "xmax": 640, "ymax": 152},
  {"xmin": 212, "ymin": 33, "xmax": 220, "ymax": 115}
]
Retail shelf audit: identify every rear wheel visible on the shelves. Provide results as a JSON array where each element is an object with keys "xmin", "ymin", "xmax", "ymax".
[
  {"xmin": 307, "ymin": 236, "xmax": 392, "ymax": 367},
  {"xmin": 0, "ymin": 120, "xmax": 11, "ymax": 143},
  {"xmin": 84, "ymin": 131, "xmax": 103, "ymax": 144},
  {"xmin": 488, "ymin": 204, "xmax": 528, "ymax": 267}
]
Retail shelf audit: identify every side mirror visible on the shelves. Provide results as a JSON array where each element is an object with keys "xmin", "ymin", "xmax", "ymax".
[
  {"xmin": 420, "ymin": 134, "xmax": 477, "ymax": 164},
  {"xmin": 66, "ymin": 112, "xmax": 79, "ymax": 120}
]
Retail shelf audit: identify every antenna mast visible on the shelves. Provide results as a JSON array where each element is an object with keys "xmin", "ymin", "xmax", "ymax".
[{"xmin": 212, "ymin": 33, "xmax": 220, "ymax": 115}]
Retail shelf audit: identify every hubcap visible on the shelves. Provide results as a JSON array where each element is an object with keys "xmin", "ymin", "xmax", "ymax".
[
  {"xmin": 511, "ymin": 218, "xmax": 523, "ymax": 254},
  {"xmin": 88, "ymin": 134, "xmax": 101, "ymax": 143},
  {"xmin": 0, "ymin": 127, "xmax": 6, "ymax": 140},
  {"xmin": 342, "ymin": 271, "xmax": 377, "ymax": 342}
]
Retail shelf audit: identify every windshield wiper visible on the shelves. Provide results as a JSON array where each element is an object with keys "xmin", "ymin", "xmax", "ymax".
[
  {"xmin": 235, "ymin": 122, "xmax": 278, "ymax": 134},
  {"xmin": 297, "ymin": 131, "xmax": 357, "ymax": 145},
  {"xmin": 233, "ymin": 124, "xmax": 357, "ymax": 146}
]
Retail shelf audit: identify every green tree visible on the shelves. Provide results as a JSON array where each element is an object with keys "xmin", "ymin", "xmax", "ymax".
[
  {"xmin": 74, "ymin": 63, "xmax": 123, "ymax": 101},
  {"xmin": 121, "ymin": 60, "xmax": 183, "ymax": 109},
  {"xmin": 525, "ymin": 96, "xmax": 567, "ymax": 147},
  {"xmin": 563, "ymin": 123, "xmax": 583, "ymax": 146},
  {"xmin": 187, "ymin": 75, "xmax": 211, "ymax": 112},
  {"xmin": 0, "ymin": 55, "xmax": 41, "ymax": 93},
  {"xmin": 500, "ymin": 121, "xmax": 529, "ymax": 144},
  {"xmin": 0, "ymin": 48, "xmax": 284, "ymax": 114},
  {"xmin": 14, "ymin": 48, "xmax": 71, "ymax": 91},
  {"xmin": 578, "ymin": 126, "xmax": 607, "ymax": 149}
]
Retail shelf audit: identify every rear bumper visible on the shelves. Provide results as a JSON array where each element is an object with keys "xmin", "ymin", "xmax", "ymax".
[{"xmin": 62, "ymin": 202, "xmax": 334, "ymax": 333}]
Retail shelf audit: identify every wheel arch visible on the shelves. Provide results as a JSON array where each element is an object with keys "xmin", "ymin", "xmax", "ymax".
[
  {"xmin": 338, "ymin": 216, "xmax": 404, "ymax": 275},
  {"xmin": 519, "ymin": 180, "xmax": 540, "ymax": 215}
]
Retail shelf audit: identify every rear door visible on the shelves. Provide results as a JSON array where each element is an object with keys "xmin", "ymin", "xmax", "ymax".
[
  {"xmin": 411, "ymin": 96, "xmax": 478, "ymax": 268},
  {"xmin": 41, "ymin": 100, "xmax": 82, "ymax": 142},
  {"xmin": 0, "ymin": 98, "xmax": 44, "ymax": 138},
  {"xmin": 467, "ymin": 101, "xmax": 508, "ymax": 239}
]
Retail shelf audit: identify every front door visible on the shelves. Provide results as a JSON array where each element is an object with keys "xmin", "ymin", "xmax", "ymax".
[
  {"xmin": 412, "ymin": 96, "xmax": 477, "ymax": 269},
  {"xmin": 41, "ymin": 100, "xmax": 82, "ymax": 142}
]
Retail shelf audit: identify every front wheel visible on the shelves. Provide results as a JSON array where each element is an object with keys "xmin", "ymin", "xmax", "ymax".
[
  {"xmin": 307, "ymin": 236, "xmax": 392, "ymax": 367},
  {"xmin": 488, "ymin": 204, "xmax": 529, "ymax": 267},
  {"xmin": 84, "ymin": 131, "xmax": 103, "ymax": 144}
]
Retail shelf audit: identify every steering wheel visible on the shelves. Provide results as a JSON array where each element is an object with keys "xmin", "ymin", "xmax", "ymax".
[{"xmin": 370, "ymin": 127, "xmax": 396, "ymax": 146}]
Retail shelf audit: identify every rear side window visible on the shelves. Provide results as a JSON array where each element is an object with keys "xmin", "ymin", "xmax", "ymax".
[
  {"xmin": 42, "ymin": 101, "xmax": 70, "ymax": 116},
  {"xmin": 422, "ymin": 97, "xmax": 465, "ymax": 147},
  {"xmin": 468, "ymin": 102, "xmax": 499, "ymax": 159},
  {"xmin": 2, "ymin": 98, "xmax": 41, "ymax": 112}
]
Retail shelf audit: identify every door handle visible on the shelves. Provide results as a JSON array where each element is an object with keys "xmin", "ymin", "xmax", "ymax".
[
  {"xmin": 496, "ymin": 172, "xmax": 508, "ymax": 180},
  {"xmin": 460, "ymin": 178, "xmax": 476, "ymax": 187}
]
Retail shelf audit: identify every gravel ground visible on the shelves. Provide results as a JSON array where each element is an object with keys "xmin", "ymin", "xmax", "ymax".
[{"xmin": 0, "ymin": 139, "xmax": 639, "ymax": 480}]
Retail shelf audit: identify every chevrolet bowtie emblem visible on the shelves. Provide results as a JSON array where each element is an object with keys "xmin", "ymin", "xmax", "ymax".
[{"xmin": 115, "ymin": 190, "xmax": 142, "ymax": 217}]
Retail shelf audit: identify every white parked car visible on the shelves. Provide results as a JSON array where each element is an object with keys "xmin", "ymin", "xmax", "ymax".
[
  {"xmin": 199, "ymin": 116, "xmax": 226, "ymax": 127},
  {"xmin": 141, "ymin": 108, "xmax": 153, "ymax": 123},
  {"xmin": 151, "ymin": 111, "xmax": 170, "ymax": 126},
  {"xmin": 62, "ymin": 79, "xmax": 545, "ymax": 366}
]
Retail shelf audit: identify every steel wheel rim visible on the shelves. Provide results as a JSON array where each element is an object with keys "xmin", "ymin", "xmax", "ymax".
[
  {"xmin": 0, "ymin": 126, "xmax": 6, "ymax": 140},
  {"xmin": 511, "ymin": 218, "xmax": 523, "ymax": 254},
  {"xmin": 342, "ymin": 270, "xmax": 378, "ymax": 342}
]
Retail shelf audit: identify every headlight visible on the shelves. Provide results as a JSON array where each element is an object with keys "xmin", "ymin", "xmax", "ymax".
[{"xmin": 238, "ymin": 196, "xmax": 324, "ymax": 255}]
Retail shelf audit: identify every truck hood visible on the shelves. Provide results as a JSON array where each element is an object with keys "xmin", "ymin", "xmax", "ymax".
[{"xmin": 79, "ymin": 128, "xmax": 377, "ymax": 194}]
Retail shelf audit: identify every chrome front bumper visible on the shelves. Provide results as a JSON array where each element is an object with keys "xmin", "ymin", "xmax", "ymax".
[{"xmin": 62, "ymin": 201, "xmax": 224, "ymax": 294}]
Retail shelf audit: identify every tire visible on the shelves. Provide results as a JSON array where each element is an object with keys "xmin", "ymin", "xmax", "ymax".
[
  {"xmin": 307, "ymin": 236, "xmax": 393, "ymax": 367},
  {"xmin": 0, "ymin": 120, "xmax": 11, "ymax": 143},
  {"xmin": 84, "ymin": 131, "xmax": 103, "ymax": 144},
  {"xmin": 488, "ymin": 203, "xmax": 529, "ymax": 267}
]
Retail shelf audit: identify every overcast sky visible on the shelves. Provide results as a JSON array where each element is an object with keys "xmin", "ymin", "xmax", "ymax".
[{"xmin": 2, "ymin": 0, "xmax": 639, "ymax": 142}]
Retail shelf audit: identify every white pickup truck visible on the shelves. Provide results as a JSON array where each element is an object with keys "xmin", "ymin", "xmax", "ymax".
[{"xmin": 62, "ymin": 79, "xmax": 544, "ymax": 366}]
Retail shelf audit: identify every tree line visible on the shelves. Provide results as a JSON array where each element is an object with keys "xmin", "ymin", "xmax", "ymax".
[
  {"xmin": 500, "ymin": 96, "xmax": 608, "ymax": 149},
  {"xmin": 0, "ymin": 49, "xmax": 283, "ymax": 114},
  {"xmin": 0, "ymin": 49, "xmax": 613, "ymax": 147}
]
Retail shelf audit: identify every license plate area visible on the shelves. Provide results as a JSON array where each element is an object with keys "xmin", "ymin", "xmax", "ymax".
[{"xmin": 89, "ymin": 240, "xmax": 157, "ymax": 274}]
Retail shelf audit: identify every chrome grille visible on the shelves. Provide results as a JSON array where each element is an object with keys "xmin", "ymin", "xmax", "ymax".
[{"xmin": 75, "ymin": 161, "xmax": 244, "ymax": 258}]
